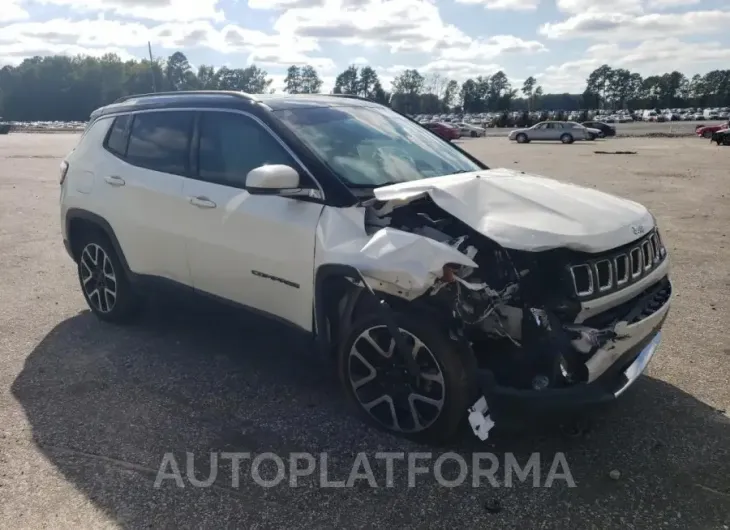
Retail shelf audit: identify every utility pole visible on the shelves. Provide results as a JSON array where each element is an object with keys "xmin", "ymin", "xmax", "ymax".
[{"xmin": 148, "ymin": 42, "xmax": 157, "ymax": 93}]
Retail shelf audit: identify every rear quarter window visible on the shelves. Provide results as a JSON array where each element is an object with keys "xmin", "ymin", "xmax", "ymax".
[{"xmin": 104, "ymin": 114, "xmax": 132, "ymax": 157}]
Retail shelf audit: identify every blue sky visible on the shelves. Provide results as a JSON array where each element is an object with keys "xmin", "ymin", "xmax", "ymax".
[{"xmin": 1, "ymin": 0, "xmax": 729, "ymax": 93}]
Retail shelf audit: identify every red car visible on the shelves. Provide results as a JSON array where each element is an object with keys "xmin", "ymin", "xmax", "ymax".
[
  {"xmin": 424, "ymin": 121, "xmax": 460, "ymax": 141},
  {"xmin": 696, "ymin": 121, "xmax": 730, "ymax": 138}
]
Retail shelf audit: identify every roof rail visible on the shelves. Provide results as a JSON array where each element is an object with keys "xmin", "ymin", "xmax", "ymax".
[
  {"xmin": 327, "ymin": 94, "xmax": 376, "ymax": 103},
  {"xmin": 113, "ymin": 90, "xmax": 257, "ymax": 104}
]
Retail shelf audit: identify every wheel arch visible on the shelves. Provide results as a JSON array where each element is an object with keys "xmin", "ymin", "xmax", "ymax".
[
  {"xmin": 65, "ymin": 209, "xmax": 131, "ymax": 275},
  {"xmin": 312, "ymin": 263, "xmax": 463, "ymax": 362}
]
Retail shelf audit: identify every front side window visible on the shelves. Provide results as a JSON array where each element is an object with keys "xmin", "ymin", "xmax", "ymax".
[
  {"xmin": 126, "ymin": 111, "xmax": 193, "ymax": 176},
  {"xmin": 274, "ymin": 105, "xmax": 482, "ymax": 187},
  {"xmin": 197, "ymin": 112, "xmax": 305, "ymax": 189}
]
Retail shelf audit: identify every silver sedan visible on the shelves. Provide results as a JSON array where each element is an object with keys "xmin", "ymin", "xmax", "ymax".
[{"xmin": 508, "ymin": 121, "xmax": 601, "ymax": 144}]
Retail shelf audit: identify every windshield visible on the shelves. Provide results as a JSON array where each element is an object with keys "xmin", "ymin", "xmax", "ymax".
[{"xmin": 274, "ymin": 105, "xmax": 482, "ymax": 187}]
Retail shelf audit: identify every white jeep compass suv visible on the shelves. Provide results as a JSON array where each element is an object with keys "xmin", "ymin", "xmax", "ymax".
[{"xmin": 60, "ymin": 91, "xmax": 672, "ymax": 443}]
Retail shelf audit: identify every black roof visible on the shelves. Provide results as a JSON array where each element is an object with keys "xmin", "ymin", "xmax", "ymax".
[{"xmin": 91, "ymin": 91, "xmax": 381, "ymax": 121}]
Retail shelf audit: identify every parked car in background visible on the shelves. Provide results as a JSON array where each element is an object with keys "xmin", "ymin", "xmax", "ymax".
[
  {"xmin": 424, "ymin": 121, "xmax": 460, "ymax": 141},
  {"xmin": 455, "ymin": 122, "xmax": 486, "ymax": 137},
  {"xmin": 695, "ymin": 121, "xmax": 730, "ymax": 139},
  {"xmin": 711, "ymin": 127, "xmax": 730, "ymax": 145},
  {"xmin": 508, "ymin": 121, "xmax": 594, "ymax": 144},
  {"xmin": 582, "ymin": 121, "xmax": 616, "ymax": 138}
]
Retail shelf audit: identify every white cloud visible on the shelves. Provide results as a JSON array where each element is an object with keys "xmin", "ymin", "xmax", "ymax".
[
  {"xmin": 556, "ymin": 0, "xmax": 642, "ymax": 14},
  {"xmin": 28, "ymin": 0, "xmax": 224, "ymax": 22},
  {"xmin": 439, "ymin": 35, "xmax": 546, "ymax": 61},
  {"xmin": 1, "ymin": 0, "xmax": 28, "ymax": 22},
  {"xmin": 273, "ymin": 0, "xmax": 466, "ymax": 53},
  {"xmin": 647, "ymin": 0, "xmax": 700, "ymax": 7},
  {"xmin": 540, "ymin": 9, "xmax": 730, "ymax": 40},
  {"xmin": 454, "ymin": 0, "xmax": 539, "ymax": 11},
  {"xmin": 273, "ymin": 0, "xmax": 547, "ymax": 66},
  {"xmin": 0, "ymin": 18, "xmax": 333, "ymax": 70},
  {"xmin": 537, "ymin": 38, "xmax": 730, "ymax": 92}
]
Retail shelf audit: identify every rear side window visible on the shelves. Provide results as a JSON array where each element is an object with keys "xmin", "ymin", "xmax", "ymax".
[
  {"xmin": 105, "ymin": 114, "xmax": 132, "ymax": 156},
  {"xmin": 126, "ymin": 111, "xmax": 193, "ymax": 176},
  {"xmin": 197, "ymin": 111, "xmax": 306, "ymax": 188}
]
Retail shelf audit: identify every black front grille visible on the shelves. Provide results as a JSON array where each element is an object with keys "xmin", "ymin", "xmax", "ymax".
[{"xmin": 569, "ymin": 230, "xmax": 667, "ymax": 300}]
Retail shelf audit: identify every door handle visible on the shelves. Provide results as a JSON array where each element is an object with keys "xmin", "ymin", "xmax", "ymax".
[
  {"xmin": 104, "ymin": 175, "xmax": 125, "ymax": 187},
  {"xmin": 188, "ymin": 196, "xmax": 217, "ymax": 209}
]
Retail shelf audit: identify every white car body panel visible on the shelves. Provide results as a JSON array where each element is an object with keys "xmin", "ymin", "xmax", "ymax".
[
  {"xmin": 374, "ymin": 169, "xmax": 654, "ymax": 253},
  {"xmin": 63, "ymin": 117, "xmax": 192, "ymax": 285},
  {"xmin": 181, "ymin": 178, "xmax": 324, "ymax": 331},
  {"xmin": 315, "ymin": 206, "xmax": 478, "ymax": 299}
]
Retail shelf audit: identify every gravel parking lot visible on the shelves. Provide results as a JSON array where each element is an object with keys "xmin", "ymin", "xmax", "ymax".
[{"xmin": 1, "ymin": 133, "xmax": 729, "ymax": 529}]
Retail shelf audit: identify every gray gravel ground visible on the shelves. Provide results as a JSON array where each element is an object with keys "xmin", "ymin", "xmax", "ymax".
[{"xmin": 1, "ymin": 133, "xmax": 729, "ymax": 529}]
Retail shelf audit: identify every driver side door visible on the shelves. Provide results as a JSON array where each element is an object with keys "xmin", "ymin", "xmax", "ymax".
[
  {"xmin": 530, "ymin": 122, "xmax": 549, "ymax": 140},
  {"xmin": 181, "ymin": 110, "xmax": 324, "ymax": 331}
]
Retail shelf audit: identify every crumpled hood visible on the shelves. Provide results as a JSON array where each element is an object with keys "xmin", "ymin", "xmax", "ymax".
[{"xmin": 373, "ymin": 169, "xmax": 654, "ymax": 253}]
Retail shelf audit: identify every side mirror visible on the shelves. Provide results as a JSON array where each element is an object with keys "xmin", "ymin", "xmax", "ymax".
[{"xmin": 246, "ymin": 164, "xmax": 300, "ymax": 195}]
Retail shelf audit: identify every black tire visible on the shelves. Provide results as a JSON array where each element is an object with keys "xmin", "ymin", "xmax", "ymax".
[
  {"xmin": 560, "ymin": 133, "xmax": 574, "ymax": 144},
  {"xmin": 587, "ymin": 133, "xmax": 596, "ymax": 141},
  {"xmin": 77, "ymin": 231, "xmax": 141, "ymax": 324},
  {"xmin": 516, "ymin": 133, "xmax": 528, "ymax": 144},
  {"xmin": 702, "ymin": 130, "xmax": 712, "ymax": 139},
  {"xmin": 338, "ymin": 311, "xmax": 472, "ymax": 444}
]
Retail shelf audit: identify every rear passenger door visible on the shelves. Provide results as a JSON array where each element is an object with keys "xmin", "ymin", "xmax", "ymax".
[
  {"xmin": 181, "ymin": 110, "xmax": 324, "ymax": 331},
  {"xmin": 96, "ymin": 110, "xmax": 193, "ymax": 285}
]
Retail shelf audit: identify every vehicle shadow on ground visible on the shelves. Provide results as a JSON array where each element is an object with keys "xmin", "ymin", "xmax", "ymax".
[{"xmin": 11, "ymin": 301, "xmax": 730, "ymax": 528}]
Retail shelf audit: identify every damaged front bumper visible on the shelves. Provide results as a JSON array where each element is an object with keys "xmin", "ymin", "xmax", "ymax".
[{"xmin": 468, "ymin": 277, "xmax": 672, "ymax": 440}]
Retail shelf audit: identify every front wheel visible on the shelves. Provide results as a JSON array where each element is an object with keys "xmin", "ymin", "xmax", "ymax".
[
  {"xmin": 338, "ymin": 312, "xmax": 472, "ymax": 444},
  {"xmin": 516, "ymin": 133, "xmax": 528, "ymax": 143},
  {"xmin": 560, "ymin": 133, "xmax": 574, "ymax": 144},
  {"xmin": 702, "ymin": 130, "xmax": 712, "ymax": 138},
  {"xmin": 587, "ymin": 133, "xmax": 596, "ymax": 141}
]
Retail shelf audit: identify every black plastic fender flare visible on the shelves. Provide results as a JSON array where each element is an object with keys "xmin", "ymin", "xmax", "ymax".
[{"xmin": 65, "ymin": 208, "xmax": 132, "ymax": 275}]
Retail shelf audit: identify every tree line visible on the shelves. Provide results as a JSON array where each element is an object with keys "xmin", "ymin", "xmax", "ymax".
[{"xmin": 1, "ymin": 50, "xmax": 729, "ymax": 122}]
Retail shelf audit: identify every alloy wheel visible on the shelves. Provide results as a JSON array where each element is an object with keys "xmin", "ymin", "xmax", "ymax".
[
  {"xmin": 79, "ymin": 243, "xmax": 117, "ymax": 313},
  {"xmin": 347, "ymin": 325, "xmax": 446, "ymax": 433}
]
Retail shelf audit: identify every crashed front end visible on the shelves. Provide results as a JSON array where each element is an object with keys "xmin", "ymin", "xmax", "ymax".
[{"xmin": 317, "ymin": 170, "xmax": 672, "ymax": 440}]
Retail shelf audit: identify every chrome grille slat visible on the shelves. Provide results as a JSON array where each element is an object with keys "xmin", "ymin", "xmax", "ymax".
[
  {"xmin": 594, "ymin": 259, "xmax": 613, "ymax": 291},
  {"xmin": 642, "ymin": 241, "xmax": 652, "ymax": 270},
  {"xmin": 569, "ymin": 230, "xmax": 666, "ymax": 299},
  {"xmin": 615, "ymin": 254, "xmax": 629, "ymax": 285},
  {"xmin": 630, "ymin": 247, "xmax": 642, "ymax": 278}
]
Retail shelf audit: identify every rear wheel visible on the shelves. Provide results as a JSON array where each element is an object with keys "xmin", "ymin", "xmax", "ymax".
[
  {"xmin": 77, "ymin": 233, "xmax": 141, "ymax": 323},
  {"xmin": 560, "ymin": 133, "xmax": 574, "ymax": 144},
  {"xmin": 338, "ymin": 312, "xmax": 472, "ymax": 444}
]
